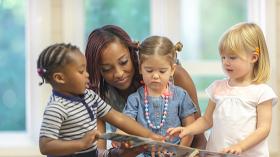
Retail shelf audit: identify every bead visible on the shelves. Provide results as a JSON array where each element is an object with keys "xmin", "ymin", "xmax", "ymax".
[{"xmin": 144, "ymin": 85, "xmax": 169, "ymax": 130}]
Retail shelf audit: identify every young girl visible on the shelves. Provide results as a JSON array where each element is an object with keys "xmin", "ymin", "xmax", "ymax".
[
  {"xmin": 37, "ymin": 43, "xmax": 162, "ymax": 157},
  {"xmin": 122, "ymin": 36, "xmax": 197, "ymax": 156},
  {"xmin": 167, "ymin": 22, "xmax": 278, "ymax": 157}
]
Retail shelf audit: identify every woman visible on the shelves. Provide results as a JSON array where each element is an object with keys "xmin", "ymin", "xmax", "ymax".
[{"xmin": 85, "ymin": 25, "xmax": 206, "ymax": 149}]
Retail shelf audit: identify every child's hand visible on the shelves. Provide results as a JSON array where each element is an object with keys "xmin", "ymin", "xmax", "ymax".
[
  {"xmin": 166, "ymin": 127, "xmax": 188, "ymax": 138},
  {"xmin": 79, "ymin": 130, "xmax": 101, "ymax": 149},
  {"xmin": 222, "ymin": 144, "xmax": 242, "ymax": 155},
  {"xmin": 149, "ymin": 133, "xmax": 165, "ymax": 142}
]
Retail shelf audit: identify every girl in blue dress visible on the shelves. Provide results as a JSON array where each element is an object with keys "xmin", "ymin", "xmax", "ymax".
[{"xmin": 123, "ymin": 36, "xmax": 197, "ymax": 156}]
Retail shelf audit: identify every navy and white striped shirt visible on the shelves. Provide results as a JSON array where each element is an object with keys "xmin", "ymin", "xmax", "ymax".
[{"xmin": 40, "ymin": 89, "xmax": 111, "ymax": 154}]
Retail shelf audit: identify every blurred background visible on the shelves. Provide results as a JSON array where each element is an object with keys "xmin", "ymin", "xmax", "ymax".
[{"xmin": 0, "ymin": 0, "xmax": 279, "ymax": 156}]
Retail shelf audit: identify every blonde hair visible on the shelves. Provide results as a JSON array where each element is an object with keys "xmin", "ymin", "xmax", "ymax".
[
  {"xmin": 139, "ymin": 36, "xmax": 182, "ymax": 65},
  {"xmin": 218, "ymin": 22, "xmax": 270, "ymax": 83}
]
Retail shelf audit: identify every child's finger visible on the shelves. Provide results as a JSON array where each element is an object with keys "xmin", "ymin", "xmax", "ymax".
[
  {"xmin": 167, "ymin": 127, "xmax": 182, "ymax": 136},
  {"xmin": 166, "ymin": 128, "xmax": 174, "ymax": 134}
]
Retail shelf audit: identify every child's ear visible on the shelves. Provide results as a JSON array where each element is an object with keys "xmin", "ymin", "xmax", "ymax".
[
  {"xmin": 171, "ymin": 64, "xmax": 177, "ymax": 76},
  {"xmin": 251, "ymin": 52, "xmax": 259, "ymax": 63},
  {"xmin": 52, "ymin": 72, "xmax": 65, "ymax": 84}
]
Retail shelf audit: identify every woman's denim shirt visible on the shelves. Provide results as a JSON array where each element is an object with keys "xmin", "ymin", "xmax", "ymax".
[{"xmin": 123, "ymin": 85, "xmax": 197, "ymax": 144}]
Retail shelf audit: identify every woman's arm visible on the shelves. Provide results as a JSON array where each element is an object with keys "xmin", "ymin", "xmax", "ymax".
[
  {"xmin": 179, "ymin": 114, "xmax": 195, "ymax": 146},
  {"xmin": 222, "ymin": 100, "xmax": 273, "ymax": 155},
  {"xmin": 174, "ymin": 65, "xmax": 200, "ymax": 117},
  {"xmin": 173, "ymin": 64, "xmax": 207, "ymax": 148}
]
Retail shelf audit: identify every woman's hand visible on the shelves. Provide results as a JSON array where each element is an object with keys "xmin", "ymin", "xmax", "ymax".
[{"xmin": 108, "ymin": 142, "xmax": 147, "ymax": 157}]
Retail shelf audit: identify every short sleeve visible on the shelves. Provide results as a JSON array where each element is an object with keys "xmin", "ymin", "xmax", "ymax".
[
  {"xmin": 258, "ymin": 85, "xmax": 278, "ymax": 106},
  {"xmin": 205, "ymin": 81, "xmax": 218, "ymax": 102},
  {"xmin": 178, "ymin": 88, "xmax": 197, "ymax": 120},
  {"xmin": 40, "ymin": 102, "xmax": 67, "ymax": 139},
  {"xmin": 123, "ymin": 94, "xmax": 139, "ymax": 119},
  {"xmin": 89, "ymin": 90, "xmax": 111, "ymax": 118}
]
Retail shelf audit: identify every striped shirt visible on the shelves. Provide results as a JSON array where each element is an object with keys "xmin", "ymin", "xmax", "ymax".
[{"xmin": 40, "ymin": 89, "xmax": 111, "ymax": 154}]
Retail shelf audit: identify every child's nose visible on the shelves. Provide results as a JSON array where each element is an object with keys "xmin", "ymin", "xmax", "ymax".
[
  {"xmin": 223, "ymin": 58, "xmax": 230, "ymax": 65},
  {"xmin": 152, "ymin": 73, "xmax": 159, "ymax": 79}
]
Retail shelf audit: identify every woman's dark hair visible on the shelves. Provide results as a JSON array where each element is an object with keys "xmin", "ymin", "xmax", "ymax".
[
  {"xmin": 37, "ymin": 43, "xmax": 80, "ymax": 85},
  {"xmin": 85, "ymin": 25, "xmax": 141, "ymax": 98}
]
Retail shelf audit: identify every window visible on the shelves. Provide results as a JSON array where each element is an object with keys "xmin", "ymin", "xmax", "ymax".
[
  {"xmin": 180, "ymin": 0, "xmax": 248, "ymax": 113},
  {"xmin": 151, "ymin": 0, "xmax": 248, "ymax": 113},
  {"xmin": 0, "ymin": 0, "xmax": 26, "ymax": 131},
  {"xmin": 85, "ymin": 0, "xmax": 150, "ymax": 41}
]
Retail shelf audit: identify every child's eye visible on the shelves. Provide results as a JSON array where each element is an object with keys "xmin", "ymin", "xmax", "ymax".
[
  {"xmin": 146, "ymin": 69, "xmax": 153, "ymax": 73},
  {"xmin": 78, "ymin": 68, "xmax": 85, "ymax": 73},
  {"xmin": 160, "ymin": 70, "xmax": 167, "ymax": 74},
  {"xmin": 229, "ymin": 56, "xmax": 237, "ymax": 60}
]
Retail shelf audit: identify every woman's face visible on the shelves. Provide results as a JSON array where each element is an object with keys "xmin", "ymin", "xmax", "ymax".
[{"xmin": 100, "ymin": 41, "xmax": 135, "ymax": 90}]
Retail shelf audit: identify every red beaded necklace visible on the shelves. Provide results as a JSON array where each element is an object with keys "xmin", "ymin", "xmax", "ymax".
[{"xmin": 144, "ymin": 85, "xmax": 171, "ymax": 129}]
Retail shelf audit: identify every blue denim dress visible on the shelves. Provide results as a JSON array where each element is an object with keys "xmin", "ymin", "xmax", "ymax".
[{"xmin": 123, "ymin": 85, "xmax": 197, "ymax": 157}]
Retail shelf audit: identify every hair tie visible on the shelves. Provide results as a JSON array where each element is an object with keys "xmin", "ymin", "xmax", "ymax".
[
  {"xmin": 134, "ymin": 41, "xmax": 140, "ymax": 49},
  {"xmin": 37, "ymin": 68, "xmax": 47, "ymax": 77},
  {"xmin": 255, "ymin": 47, "xmax": 260, "ymax": 54},
  {"xmin": 140, "ymin": 80, "xmax": 145, "ymax": 85},
  {"xmin": 175, "ymin": 42, "xmax": 183, "ymax": 52}
]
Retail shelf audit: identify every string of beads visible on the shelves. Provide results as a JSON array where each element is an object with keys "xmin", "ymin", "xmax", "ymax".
[{"xmin": 144, "ymin": 85, "xmax": 170, "ymax": 129}]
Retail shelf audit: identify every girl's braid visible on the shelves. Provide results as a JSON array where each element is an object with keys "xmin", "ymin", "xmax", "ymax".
[{"xmin": 37, "ymin": 43, "xmax": 79, "ymax": 85}]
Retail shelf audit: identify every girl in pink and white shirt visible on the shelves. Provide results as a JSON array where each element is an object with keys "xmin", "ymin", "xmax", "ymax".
[{"xmin": 167, "ymin": 22, "xmax": 278, "ymax": 157}]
